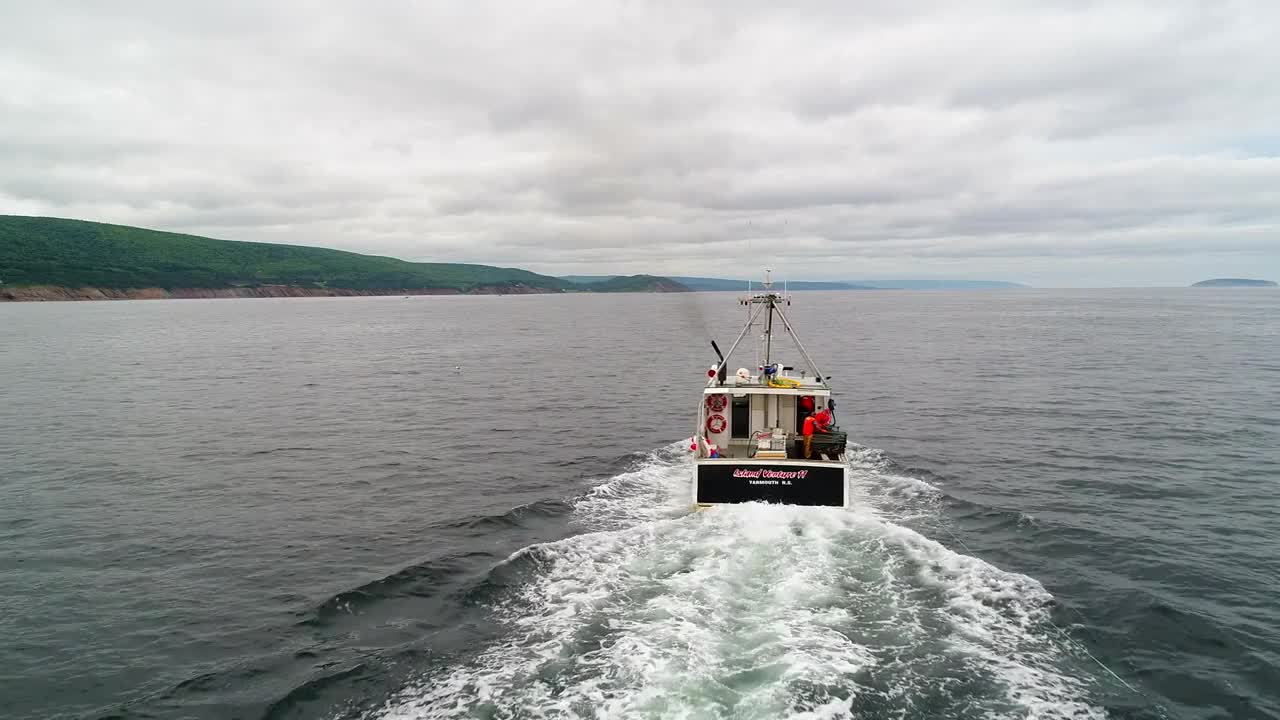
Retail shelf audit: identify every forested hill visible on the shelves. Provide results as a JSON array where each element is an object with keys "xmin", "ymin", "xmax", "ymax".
[
  {"xmin": 567, "ymin": 275, "xmax": 690, "ymax": 292},
  {"xmin": 0, "ymin": 216, "xmax": 686, "ymax": 299}
]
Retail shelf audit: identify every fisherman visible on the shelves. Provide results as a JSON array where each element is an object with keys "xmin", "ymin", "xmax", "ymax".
[
  {"xmin": 802, "ymin": 412, "xmax": 816, "ymax": 459},
  {"xmin": 796, "ymin": 395, "xmax": 815, "ymax": 433},
  {"xmin": 798, "ymin": 407, "xmax": 839, "ymax": 456},
  {"xmin": 814, "ymin": 405, "xmax": 833, "ymax": 433}
]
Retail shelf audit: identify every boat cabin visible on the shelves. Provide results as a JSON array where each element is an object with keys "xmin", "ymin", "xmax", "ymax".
[{"xmin": 698, "ymin": 367, "xmax": 841, "ymax": 461}]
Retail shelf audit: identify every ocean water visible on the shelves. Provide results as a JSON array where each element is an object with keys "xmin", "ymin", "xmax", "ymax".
[{"xmin": 1, "ymin": 289, "xmax": 1277, "ymax": 720}]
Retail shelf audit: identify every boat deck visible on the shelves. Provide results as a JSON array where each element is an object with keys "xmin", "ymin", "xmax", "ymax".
[{"xmin": 714, "ymin": 428, "xmax": 846, "ymax": 461}]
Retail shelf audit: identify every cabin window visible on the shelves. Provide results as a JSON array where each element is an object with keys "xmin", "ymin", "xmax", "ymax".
[{"xmin": 730, "ymin": 396, "xmax": 750, "ymax": 439}]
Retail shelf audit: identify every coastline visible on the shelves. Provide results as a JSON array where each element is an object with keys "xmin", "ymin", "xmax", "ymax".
[{"xmin": 0, "ymin": 284, "xmax": 561, "ymax": 302}]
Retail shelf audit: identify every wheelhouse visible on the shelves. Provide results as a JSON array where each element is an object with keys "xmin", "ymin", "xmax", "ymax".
[{"xmin": 699, "ymin": 376, "xmax": 837, "ymax": 460}]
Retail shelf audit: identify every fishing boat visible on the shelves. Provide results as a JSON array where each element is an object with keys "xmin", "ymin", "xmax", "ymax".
[{"xmin": 692, "ymin": 271, "xmax": 848, "ymax": 508}]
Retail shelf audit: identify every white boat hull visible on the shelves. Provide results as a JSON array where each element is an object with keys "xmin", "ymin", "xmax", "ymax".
[{"xmin": 692, "ymin": 458, "xmax": 849, "ymax": 508}]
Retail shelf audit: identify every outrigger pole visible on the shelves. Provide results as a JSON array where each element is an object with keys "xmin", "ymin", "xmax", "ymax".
[
  {"xmin": 771, "ymin": 302, "xmax": 831, "ymax": 389},
  {"xmin": 706, "ymin": 301, "xmax": 768, "ymax": 388}
]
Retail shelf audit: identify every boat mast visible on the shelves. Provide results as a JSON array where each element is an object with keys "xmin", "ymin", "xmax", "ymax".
[
  {"xmin": 763, "ymin": 269, "xmax": 774, "ymax": 367},
  {"xmin": 708, "ymin": 270, "xmax": 831, "ymax": 390}
]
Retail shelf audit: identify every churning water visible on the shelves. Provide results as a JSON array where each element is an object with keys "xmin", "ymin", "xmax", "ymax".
[{"xmin": 374, "ymin": 444, "xmax": 1103, "ymax": 719}]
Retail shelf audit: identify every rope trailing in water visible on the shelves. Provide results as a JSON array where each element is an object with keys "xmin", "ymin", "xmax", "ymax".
[{"xmin": 931, "ymin": 521, "xmax": 1177, "ymax": 719}]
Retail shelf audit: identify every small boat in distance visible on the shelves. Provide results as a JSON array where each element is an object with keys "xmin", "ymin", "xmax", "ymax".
[{"xmin": 692, "ymin": 271, "xmax": 848, "ymax": 508}]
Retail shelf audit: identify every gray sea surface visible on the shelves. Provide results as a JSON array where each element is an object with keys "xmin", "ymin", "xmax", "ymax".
[{"xmin": 1, "ymin": 289, "xmax": 1277, "ymax": 719}]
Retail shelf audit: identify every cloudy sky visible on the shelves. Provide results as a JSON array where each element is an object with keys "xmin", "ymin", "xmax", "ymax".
[{"xmin": 3, "ymin": 1, "xmax": 1279, "ymax": 286}]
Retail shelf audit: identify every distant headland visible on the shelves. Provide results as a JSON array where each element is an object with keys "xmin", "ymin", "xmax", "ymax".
[
  {"xmin": 563, "ymin": 276, "xmax": 1028, "ymax": 291},
  {"xmin": 0, "ymin": 215, "xmax": 690, "ymax": 301},
  {"xmin": 1191, "ymin": 278, "xmax": 1277, "ymax": 287},
  {"xmin": 0, "ymin": 214, "xmax": 1025, "ymax": 302}
]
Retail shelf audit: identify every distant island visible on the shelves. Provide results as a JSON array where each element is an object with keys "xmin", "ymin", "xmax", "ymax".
[
  {"xmin": 0, "ymin": 216, "xmax": 690, "ymax": 301},
  {"xmin": 1191, "ymin": 278, "xmax": 1277, "ymax": 287}
]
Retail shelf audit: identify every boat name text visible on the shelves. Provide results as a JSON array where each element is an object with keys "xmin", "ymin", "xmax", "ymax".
[{"xmin": 732, "ymin": 468, "xmax": 809, "ymax": 480}]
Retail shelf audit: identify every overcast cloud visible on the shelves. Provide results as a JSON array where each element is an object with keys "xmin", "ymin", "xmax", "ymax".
[{"xmin": 3, "ymin": 0, "xmax": 1279, "ymax": 286}]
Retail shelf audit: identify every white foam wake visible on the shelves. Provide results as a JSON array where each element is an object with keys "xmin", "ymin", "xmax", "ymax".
[{"xmin": 372, "ymin": 444, "xmax": 1103, "ymax": 719}]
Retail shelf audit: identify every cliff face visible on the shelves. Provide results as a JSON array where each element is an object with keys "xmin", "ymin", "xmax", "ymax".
[{"xmin": 0, "ymin": 284, "xmax": 559, "ymax": 301}]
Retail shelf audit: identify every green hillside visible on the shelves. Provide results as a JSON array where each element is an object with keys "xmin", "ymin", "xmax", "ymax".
[
  {"xmin": 671, "ymin": 276, "xmax": 875, "ymax": 291},
  {"xmin": 0, "ymin": 216, "xmax": 570, "ymax": 293},
  {"xmin": 575, "ymin": 274, "xmax": 690, "ymax": 292}
]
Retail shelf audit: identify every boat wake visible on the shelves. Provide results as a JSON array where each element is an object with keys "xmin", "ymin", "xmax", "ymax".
[{"xmin": 369, "ymin": 443, "xmax": 1104, "ymax": 719}]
